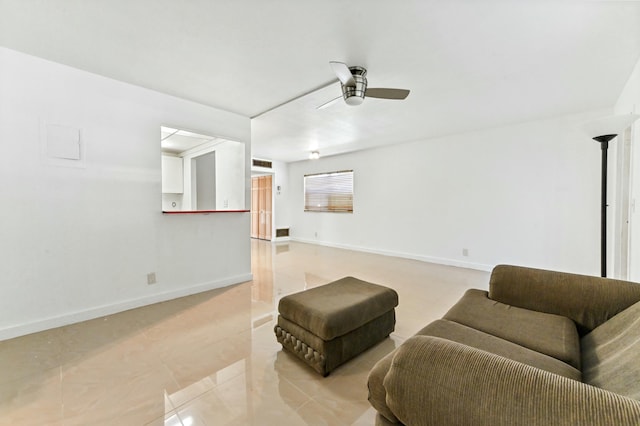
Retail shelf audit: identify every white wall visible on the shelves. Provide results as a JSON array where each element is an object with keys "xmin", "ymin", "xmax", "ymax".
[
  {"xmin": 287, "ymin": 110, "xmax": 609, "ymax": 275},
  {"xmin": 0, "ymin": 47, "xmax": 252, "ymax": 340},
  {"xmin": 616, "ymin": 55, "xmax": 640, "ymax": 281}
]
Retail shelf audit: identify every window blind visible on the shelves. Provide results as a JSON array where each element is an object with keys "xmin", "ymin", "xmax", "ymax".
[{"xmin": 304, "ymin": 170, "xmax": 353, "ymax": 213}]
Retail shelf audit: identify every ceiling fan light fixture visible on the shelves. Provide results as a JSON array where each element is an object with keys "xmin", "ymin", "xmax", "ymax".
[
  {"xmin": 341, "ymin": 73, "xmax": 367, "ymax": 106},
  {"xmin": 321, "ymin": 61, "xmax": 410, "ymax": 109},
  {"xmin": 344, "ymin": 95, "xmax": 364, "ymax": 106},
  {"xmin": 309, "ymin": 151, "xmax": 320, "ymax": 160}
]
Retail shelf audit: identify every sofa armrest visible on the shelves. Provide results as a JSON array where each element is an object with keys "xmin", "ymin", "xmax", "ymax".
[
  {"xmin": 368, "ymin": 350, "xmax": 400, "ymax": 424},
  {"xmin": 383, "ymin": 335, "xmax": 640, "ymax": 426},
  {"xmin": 489, "ymin": 265, "xmax": 640, "ymax": 334}
]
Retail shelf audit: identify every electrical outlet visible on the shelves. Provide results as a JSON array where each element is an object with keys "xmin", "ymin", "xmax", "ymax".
[
  {"xmin": 462, "ymin": 248, "xmax": 469, "ymax": 257},
  {"xmin": 147, "ymin": 272, "xmax": 157, "ymax": 285}
]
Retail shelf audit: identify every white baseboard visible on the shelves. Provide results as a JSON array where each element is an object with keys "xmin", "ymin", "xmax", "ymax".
[
  {"xmin": 0, "ymin": 273, "xmax": 253, "ymax": 342},
  {"xmin": 290, "ymin": 238, "xmax": 494, "ymax": 272}
]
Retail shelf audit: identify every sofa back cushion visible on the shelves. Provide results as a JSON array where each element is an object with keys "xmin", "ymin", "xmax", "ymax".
[
  {"xmin": 489, "ymin": 265, "xmax": 640, "ymax": 335},
  {"xmin": 582, "ymin": 300, "xmax": 640, "ymax": 401}
]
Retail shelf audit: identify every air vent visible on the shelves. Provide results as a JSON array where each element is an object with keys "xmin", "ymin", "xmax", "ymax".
[
  {"xmin": 276, "ymin": 228, "xmax": 289, "ymax": 237},
  {"xmin": 253, "ymin": 159, "xmax": 272, "ymax": 168}
]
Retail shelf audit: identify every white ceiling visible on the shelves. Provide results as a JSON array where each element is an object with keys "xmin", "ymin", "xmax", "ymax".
[
  {"xmin": 160, "ymin": 127, "xmax": 220, "ymax": 155},
  {"xmin": 1, "ymin": 1, "xmax": 640, "ymax": 162}
]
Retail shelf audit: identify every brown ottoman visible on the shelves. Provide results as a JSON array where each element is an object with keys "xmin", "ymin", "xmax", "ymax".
[{"xmin": 274, "ymin": 276, "xmax": 399, "ymax": 376}]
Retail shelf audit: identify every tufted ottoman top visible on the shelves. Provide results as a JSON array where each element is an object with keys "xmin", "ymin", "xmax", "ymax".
[{"xmin": 278, "ymin": 276, "xmax": 399, "ymax": 341}]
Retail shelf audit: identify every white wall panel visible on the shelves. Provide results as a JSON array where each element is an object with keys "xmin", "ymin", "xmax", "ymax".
[
  {"xmin": 0, "ymin": 48, "xmax": 251, "ymax": 340},
  {"xmin": 287, "ymin": 110, "xmax": 609, "ymax": 275},
  {"xmin": 616, "ymin": 56, "xmax": 640, "ymax": 281}
]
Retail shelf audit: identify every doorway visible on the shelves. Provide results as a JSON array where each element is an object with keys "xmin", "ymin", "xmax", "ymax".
[
  {"xmin": 251, "ymin": 175, "xmax": 272, "ymax": 240},
  {"xmin": 194, "ymin": 152, "xmax": 216, "ymax": 210}
]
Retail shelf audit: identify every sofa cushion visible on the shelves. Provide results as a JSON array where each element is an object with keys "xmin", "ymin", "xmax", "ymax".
[
  {"xmin": 443, "ymin": 289, "xmax": 581, "ymax": 369},
  {"xmin": 417, "ymin": 319, "xmax": 581, "ymax": 381},
  {"xmin": 582, "ymin": 300, "xmax": 640, "ymax": 401},
  {"xmin": 383, "ymin": 335, "xmax": 640, "ymax": 426},
  {"xmin": 366, "ymin": 318, "xmax": 582, "ymax": 425}
]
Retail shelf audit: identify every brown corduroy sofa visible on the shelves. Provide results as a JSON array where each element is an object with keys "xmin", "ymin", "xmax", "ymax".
[{"xmin": 367, "ymin": 264, "xmax": 640, "ymax": 426}]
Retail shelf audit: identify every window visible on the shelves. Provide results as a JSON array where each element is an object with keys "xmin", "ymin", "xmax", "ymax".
[{"xmin": 304, "ymin": 170, "xmax": 353, "ymax": 212}]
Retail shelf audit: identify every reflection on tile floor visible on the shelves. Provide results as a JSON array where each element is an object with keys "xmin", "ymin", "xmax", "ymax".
[{"xmin": 0, "ymin": 240, "xmax": 489, "ymax": 425}]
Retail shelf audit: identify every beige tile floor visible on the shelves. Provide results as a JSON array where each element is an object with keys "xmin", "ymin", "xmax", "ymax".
[{"xmin": 0, "ymin": 240, "xmax": 489, "ymax": 425}]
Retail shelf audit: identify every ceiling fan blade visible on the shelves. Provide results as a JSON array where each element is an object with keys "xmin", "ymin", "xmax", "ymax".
[
  {"xmin": 365, "ymin": 88, "xmax": 410, "ymax": 100},
  {"xmin": 330, "ymin": 61, "xmax": 356, "ymax": 87},
  {"xmin": 317, "ymin": 95, "xmax": 343, "ymax": 110}
]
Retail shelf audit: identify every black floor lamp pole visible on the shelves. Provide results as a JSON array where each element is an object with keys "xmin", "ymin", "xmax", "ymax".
[
  {"xmin": 593, "ymin": 134, "xmax": 616, "ymax": 278},
  {"xmin": 600, "ymin": 139, "xmax": 609, "ymax": 278},
  {"xmin": 586, "ymin": 114, "xmax": 639, "ymax": 279}
]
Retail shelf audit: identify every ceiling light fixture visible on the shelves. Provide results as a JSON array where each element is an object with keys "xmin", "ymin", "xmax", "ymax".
[{"xmin": 309, "ymin": 151, "xmax": 320, "ymax": 160}]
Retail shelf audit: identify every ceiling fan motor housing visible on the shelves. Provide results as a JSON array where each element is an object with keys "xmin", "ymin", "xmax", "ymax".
[{"xmin": 342, "ymin": 66, "xmax": 367, "ymax": 106}]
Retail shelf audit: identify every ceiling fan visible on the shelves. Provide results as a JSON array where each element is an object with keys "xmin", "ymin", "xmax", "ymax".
[{"xmin": 318, "ymin": 61, "xmax": 410, "ymax": 109}]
